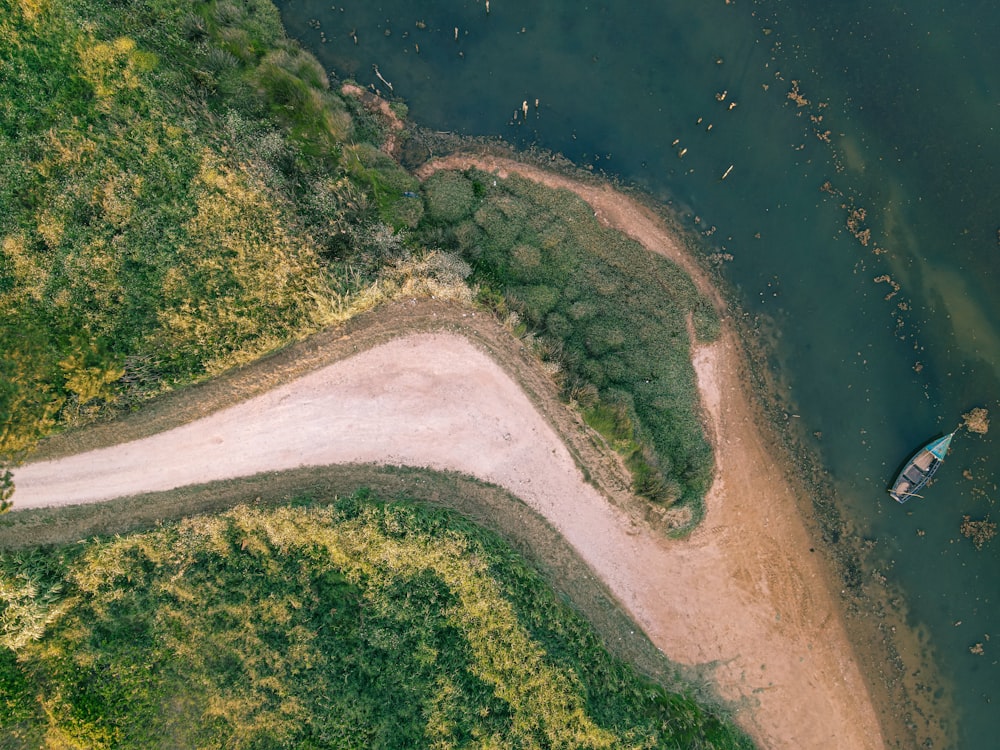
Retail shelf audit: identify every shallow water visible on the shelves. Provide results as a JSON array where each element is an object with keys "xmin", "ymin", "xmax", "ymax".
[{"xmin": 278, "ymin": 1, "xmax": 999, "ymax": 745}]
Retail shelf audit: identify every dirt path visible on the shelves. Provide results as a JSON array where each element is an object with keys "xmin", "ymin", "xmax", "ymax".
[{"xmin": 10, "ymin": 159, "xmax": 890, "ymax": 749}]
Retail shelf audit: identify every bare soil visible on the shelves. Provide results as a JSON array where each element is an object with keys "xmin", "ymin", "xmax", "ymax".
[{"xmin": 9, "ymin": 158, "xmax": 894, "ymax": 749}]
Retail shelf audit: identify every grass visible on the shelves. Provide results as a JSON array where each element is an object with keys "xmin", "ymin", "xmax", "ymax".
[
  {"xmin": 0, "ymin": 0, "xmax": 414, "ymax": 466},
  {"xmin": 0, "ymin": 489, "xmax": 753, "ymax": 749},
  {"xmin": 417, "ymin": 170, "xmax": 719, "ymax": 524}
]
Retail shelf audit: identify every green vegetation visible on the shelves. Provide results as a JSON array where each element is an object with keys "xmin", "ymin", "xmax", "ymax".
[
  {"xmin": 0, "ymin": 493, "xmax": 753, "ymax": 749},
  {"xmin": 418, "ymin": 172, "xmax": 718, "ymax": 521},
  {"xmin": 0, "ymin": 0, "xmax": 416, "ymax": 468}
]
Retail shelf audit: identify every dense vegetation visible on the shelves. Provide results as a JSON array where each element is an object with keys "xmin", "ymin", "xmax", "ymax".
[
  {"xmin": 0, "ymin": 493, "xmax": 753, "ymax": 748},
  {"xmin": 417, "ymin": 171, "xmax": 718, "ymax": 519},
  {"xmin": 0, "ymin": 0, "xmax": 423, "ymax": 468}
]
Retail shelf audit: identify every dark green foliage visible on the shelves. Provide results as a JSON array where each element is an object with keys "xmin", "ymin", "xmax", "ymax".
[
  {"xmin": 0, "ymin": 646, "xmax": 39, "ymax": 745},
  {"xmin": 0, "ymin": 494, "xmax": 753, "ymax": 749},
  {"xmin": 419, "ymin": 173, "xmax": 719, "ymax": 518}
]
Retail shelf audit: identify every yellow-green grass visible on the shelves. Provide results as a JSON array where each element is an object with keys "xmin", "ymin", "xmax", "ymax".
[
  {"xmin": 0, "ymin": 0, "xmax": 412, "ymax": 464},
  {"xmin": 0, "ymin": 487, "xmax": 753, "ymax": 749}
]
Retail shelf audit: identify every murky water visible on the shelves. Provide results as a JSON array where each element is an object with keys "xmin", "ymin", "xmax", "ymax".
[{"xmin": 277, "ymin": 1, "xmax": 999, "ymax": 745}]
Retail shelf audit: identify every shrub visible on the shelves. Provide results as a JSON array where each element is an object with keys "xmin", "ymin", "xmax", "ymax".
[
  {"xmin": 417, "ymin": 171, "xmax": 717, "ymax": 518},
  {"xmin": 204, "ymin": 45, "xmax": 238, "ymax": 72}
]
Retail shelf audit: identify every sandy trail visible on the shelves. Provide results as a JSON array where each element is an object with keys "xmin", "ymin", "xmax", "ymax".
[{"xmin": 10, "ymin": 158, "xmax": 888, "ymax": 750}]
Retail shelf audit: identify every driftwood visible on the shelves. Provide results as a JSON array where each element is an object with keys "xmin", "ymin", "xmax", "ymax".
[{"xmin": 372, "ymin": 64, "xmax": 393, "ymax": 93}]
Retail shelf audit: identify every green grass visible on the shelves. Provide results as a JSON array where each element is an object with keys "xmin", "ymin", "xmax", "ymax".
[
  {"xmin": 0, "ymin": 0, "xmax": 404, "ymax": 464},
  {"xmin": 0, "ymin": 492, "xmax": 754, "ymax": 749},
  {"xmin": 418, "ymin": 171, "xmax": 719, "ymax": 524}
]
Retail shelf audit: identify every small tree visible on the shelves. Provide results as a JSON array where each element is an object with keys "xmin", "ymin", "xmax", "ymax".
[{"xmin": 1, "ymin": 468, "xmax": 13, "ymax": 514}]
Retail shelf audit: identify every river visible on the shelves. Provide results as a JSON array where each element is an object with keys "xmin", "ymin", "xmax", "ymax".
[{"xmin": 275, "ymin": 1, "xmax": 999, "ymax": 746}]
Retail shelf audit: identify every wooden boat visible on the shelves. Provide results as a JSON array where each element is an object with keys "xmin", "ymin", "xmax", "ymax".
[{"xmin": 889, "ymin": 432, "xmax": 955, "ymax": 503}]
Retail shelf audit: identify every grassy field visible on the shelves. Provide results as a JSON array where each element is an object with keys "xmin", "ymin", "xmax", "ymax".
[
  {"xmin": 418, "ymin": 170, "xmax": 718, "ymax": 521},
  {"xmin": 0, "ymin": 491, "xmax": 753, "ymax": 749},
  {"xmin": 0, "ymin": 0, "xmax": 418, "ymax": 471}
]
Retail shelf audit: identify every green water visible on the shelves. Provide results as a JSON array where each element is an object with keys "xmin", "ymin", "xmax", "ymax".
[{"xmin": 277, "ymin": 1, "xmax": 999, "ymax": 745}]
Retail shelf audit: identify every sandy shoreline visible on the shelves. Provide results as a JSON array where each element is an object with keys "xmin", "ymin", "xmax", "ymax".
[{"xmin": 10, "ymin": 158, "xmax": 890, "ymax": 748}]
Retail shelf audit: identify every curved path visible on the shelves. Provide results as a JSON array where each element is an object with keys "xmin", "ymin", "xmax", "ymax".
[{"xmin": 10, "ymin": 158, "xmax": 893, "ymax": 749}]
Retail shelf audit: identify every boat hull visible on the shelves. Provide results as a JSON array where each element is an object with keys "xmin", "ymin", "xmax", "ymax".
[{"xmin": 889, "ymin": 432, "xmax": 955, "ymax": 503}]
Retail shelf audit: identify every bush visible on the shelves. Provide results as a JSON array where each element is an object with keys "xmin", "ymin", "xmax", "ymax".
[{"xmin": 417, "ymin": 171, "xmax": 718, "ymax": 518}]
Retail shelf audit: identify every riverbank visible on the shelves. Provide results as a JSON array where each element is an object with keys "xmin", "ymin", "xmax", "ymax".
[
  {"xmin": 414, "ymin": 156, "xmax": 890, "ymax": 748},
  {"xmin": 419, "ymin": 153, "xmax": 948, "ymax": 748}
]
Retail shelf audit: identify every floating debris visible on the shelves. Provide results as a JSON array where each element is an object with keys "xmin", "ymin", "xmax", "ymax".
[
  {"xmin": 847, "ymin": 206, "xmax": 871, "ymax": 246},
  {"xmin": 962, "ymin": 407, "xmax": 990, "ymax": 435},
  {"xmin": 960, "ymin": 515, "xmax": 996, "ymax": 550},
  {"xmin": 873, "ymin": 274, "xmax": 900, "ymax": 301},
  {"xmin": 787, "ymin": 79, "xmax": 809, "ymax": 107}
]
